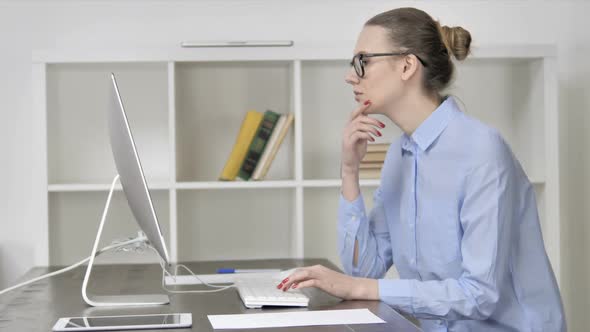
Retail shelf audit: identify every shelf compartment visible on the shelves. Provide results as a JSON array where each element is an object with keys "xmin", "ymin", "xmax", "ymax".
[
  {"xmin": 301, "ymin": 60, "xmax": 402, "ymax": 180},
  {"xmin": 303, "ymin": 187, "xmax": 379, "ymax": 270},
  {"xmin": 175, "ymin": 61, "xmax": 294, "ymax": 182},
  {"xmin": 48, "ymin": 191, "xmax": 170, "ymax": 266},
  {"xmin": 47, "ymin": 63, "xmax": 170, "ymax": 184},
  {"xmin": 177, "ymin": 188, "xmax": 294, "ymax": 261},
  {"xmin": 450, "ymin": 58, "xmax": 546, "ymax": 181}
]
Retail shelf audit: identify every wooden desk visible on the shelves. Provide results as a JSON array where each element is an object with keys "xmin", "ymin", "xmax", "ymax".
[{"xmin": 0, "ymin": 258, "xmax": 421, "ymax": 331}]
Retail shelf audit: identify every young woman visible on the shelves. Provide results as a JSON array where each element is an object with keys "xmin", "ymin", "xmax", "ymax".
[{"xmin": 279, "ymin": 7, "xmax": 566, "ymax": 331}]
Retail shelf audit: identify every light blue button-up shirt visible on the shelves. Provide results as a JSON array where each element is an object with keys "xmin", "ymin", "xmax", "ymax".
[{"xmin": 338, "ymin": 97, "xmax": 565, "ymax": 331}]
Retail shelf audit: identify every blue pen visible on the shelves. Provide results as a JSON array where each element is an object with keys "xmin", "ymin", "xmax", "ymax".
[{"xmin": 217, "ymin": 268, "xmax": 281, "ymax": 274}]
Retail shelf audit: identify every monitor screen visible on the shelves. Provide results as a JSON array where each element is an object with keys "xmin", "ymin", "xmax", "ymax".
[{"xmin": 108, "ymin": 73, "xmax": 170, "ymax": 264}]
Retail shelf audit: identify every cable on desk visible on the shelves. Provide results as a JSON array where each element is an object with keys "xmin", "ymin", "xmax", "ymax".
[
  {"xmin": 0, "ymin": 236, "xmax": 146, "ymax": 297},
  {"xmin": 151, "ymin": 247, "xmax": 236, "ymax": 294},
  {"xmin": 1, "ymin": 236, "xmax": 236, "ymax": 297}
]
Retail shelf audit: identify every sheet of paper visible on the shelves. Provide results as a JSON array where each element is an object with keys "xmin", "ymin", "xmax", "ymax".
[{"xmin": 208, "ymin": 308, "xmax": 386, "ymax": 329}]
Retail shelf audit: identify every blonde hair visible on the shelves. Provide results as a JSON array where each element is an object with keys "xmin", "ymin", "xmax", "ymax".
[
  {"xmin": 366, "ymin": 7, "xmax": 472, "ymax": 93},
  {"xmin": 439, "ymin": 24, "xmax": 471, "ymax": 61}
]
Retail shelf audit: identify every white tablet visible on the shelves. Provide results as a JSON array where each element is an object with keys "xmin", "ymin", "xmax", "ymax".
[{"xmin": 52, "ymin": 313, "xmax": 192, "ymax": 331}]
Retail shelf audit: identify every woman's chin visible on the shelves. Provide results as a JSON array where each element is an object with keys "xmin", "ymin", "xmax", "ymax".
[{"xmin": 364, "ymin": 104, "xmax": 378, "ymax": 114}]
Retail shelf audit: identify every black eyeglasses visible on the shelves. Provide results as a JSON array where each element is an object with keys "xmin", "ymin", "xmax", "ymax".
[{"xmin": 350, "ymin": 52, "xmax": 428, "ymax": 78}]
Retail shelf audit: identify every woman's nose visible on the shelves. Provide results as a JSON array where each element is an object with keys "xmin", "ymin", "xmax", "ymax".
[{"xmin": 344, "ymin": 67, "xmax": 359, "ymax": 85}]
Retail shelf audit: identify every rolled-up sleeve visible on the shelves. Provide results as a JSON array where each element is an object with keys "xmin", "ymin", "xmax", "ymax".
[{"xmin": 338, "ymin": 186, "xmax": 392, "ymax": 278}]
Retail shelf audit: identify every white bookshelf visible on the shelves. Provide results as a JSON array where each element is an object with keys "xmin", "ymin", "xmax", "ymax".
[{"xmin": 33, "ymin": 42, "xmax": 560, "ymax": 284}]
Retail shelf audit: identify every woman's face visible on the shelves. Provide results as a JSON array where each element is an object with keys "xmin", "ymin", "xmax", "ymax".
[{"xmin": 345, "ymin": 25, "xmax": 406, "ymax": 114}]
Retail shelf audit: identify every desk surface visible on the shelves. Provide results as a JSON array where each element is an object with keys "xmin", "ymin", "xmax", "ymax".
[{"xmin": 0, "ymin": 258, "xmax": 421, "ymax": 332}]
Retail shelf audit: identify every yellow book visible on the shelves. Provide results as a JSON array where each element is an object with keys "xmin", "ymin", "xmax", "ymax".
[
  {"xmin": 361, "ymin": 151, "xmax": 387, "ymax": 163},
  {"xmin": 359, "ymin": 162, "xmax": 382, "ymax": 170},
  {"xmin": 367, "ymin": 143, "xmax": 389, "ymax": 153},
  {"xmin": 359, "ymin": 168, "xmax": 382, "ymax": 179},
  {"xmin": 251, "ymin": 112, "xmax": 294, "ymax": 180},
  {"xmin": 219, "ymin": 111, "xmax": 263, "ymax": 181}
]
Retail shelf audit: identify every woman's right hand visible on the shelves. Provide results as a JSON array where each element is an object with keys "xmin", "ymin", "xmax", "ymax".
[
  {"xmin": 341, "ymin": 100, "xmax": 385, "ymax": 176},
  {"xmin": 277, "ymin": 264, "xmax": 379, "ymax": 301}
]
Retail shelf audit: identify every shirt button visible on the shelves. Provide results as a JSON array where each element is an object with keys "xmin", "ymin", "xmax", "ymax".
[{"xmin": 351, "ymin": 215, "xmax": 356, "ymax": 221}]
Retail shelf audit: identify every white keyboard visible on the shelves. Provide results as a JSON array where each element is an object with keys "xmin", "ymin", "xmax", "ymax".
[{"xmin": 235, "ymin": 277, "xmax": 309, "ymax": 309}]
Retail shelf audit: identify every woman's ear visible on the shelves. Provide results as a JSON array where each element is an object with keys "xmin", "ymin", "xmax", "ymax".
[{"xmin": 400, "ymin": 55, "xmax": 419, "ymax": 81}]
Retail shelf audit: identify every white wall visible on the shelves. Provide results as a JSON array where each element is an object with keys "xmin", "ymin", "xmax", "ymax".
[{"xmin": 1, "ymin": 0, "xmax": 588, "ymax": 329}]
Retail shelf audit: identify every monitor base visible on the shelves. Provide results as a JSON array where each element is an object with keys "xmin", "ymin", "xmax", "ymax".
[{"xmin": 81, "ymin": 174, "xmax": 170, "ymax": 307}]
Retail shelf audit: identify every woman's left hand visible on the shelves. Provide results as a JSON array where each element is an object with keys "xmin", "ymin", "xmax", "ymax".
[{"xmin": 277, "ymin": 265, "xmax": 379, "ymax": 301}]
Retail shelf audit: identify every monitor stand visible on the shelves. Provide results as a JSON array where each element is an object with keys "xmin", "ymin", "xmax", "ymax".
[{"xmin": 81, "ymin": 174, "xmax": 170, "ymax": 307}]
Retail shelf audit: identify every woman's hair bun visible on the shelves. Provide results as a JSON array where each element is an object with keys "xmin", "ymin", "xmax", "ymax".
[{"xmin": 440, "ymin": 25, "xmax": 472, "ymax": 61}]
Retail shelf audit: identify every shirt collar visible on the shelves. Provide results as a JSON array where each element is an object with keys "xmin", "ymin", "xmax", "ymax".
[{"xmin": 401, "ymin": 96, "xmax": 459, "ymax": 153}]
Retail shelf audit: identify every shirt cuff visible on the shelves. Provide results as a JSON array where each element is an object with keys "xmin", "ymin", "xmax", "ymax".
[
  {"xmin": 338, "ymin": 193, "xmax": 366, "ymax": 233},
  {"xmin": 338, "ymin": 193, "xmax": 367, "ymax": 276},
  {"xmin": 379, "ymin": 278, "xmax": 415, "ymax": 314}
]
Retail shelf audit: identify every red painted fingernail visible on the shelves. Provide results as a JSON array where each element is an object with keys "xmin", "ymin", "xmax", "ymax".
[
  {"xmin": 378, "ymin": 121, "xmax": 385, "ymax": 128},
  {"xmin": 370, "ymin": 137, "xmax": 375, "ymax": 142},
  {"xmin": 292, "ymin": 284, "xmax": 298, "ymax": 289},
  {"xmin": 277, "ymin": 283, "xmax": 283, "ymax": 289},
  {"xmin": 282, "ymin": 278, "xmax": 289, "ymax": 283},
  {"xmin": 364, "ymin": 100, "xmax": 371, "ymax": 106},
  {"xmin": 376, "ymin": 131, "xmax": 382, "ymax": 137}
]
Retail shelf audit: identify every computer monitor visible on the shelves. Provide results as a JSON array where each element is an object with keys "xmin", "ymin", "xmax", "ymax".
[
  {"xmin": 81, "ymin": 73, "xmax": 171, "ymax": 307},
  {"xmin": 108, "ymin": 73, "xmax": 170, "ymax": 265}
]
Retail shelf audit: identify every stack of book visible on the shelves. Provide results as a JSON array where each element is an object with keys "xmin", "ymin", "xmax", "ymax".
[
  {"xmin": 359, "ymin": 143, "xmax": 389, "ymax": 179},
  {"xmin": 219, "ymin": 110, "xmax": 294, "ymax": 181}
]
